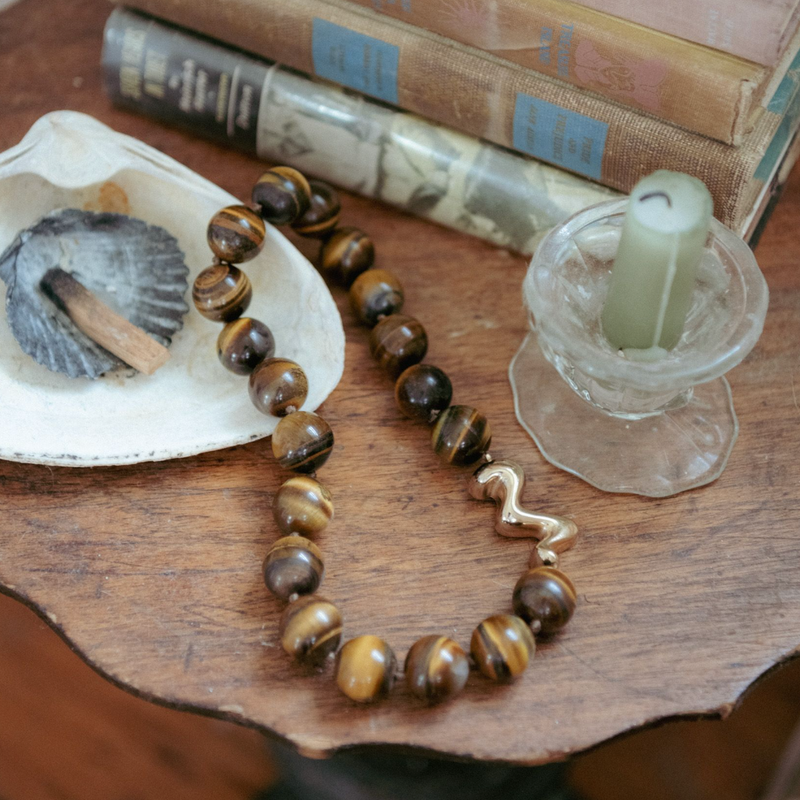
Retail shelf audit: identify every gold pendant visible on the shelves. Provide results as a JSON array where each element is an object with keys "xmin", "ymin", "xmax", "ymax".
[{"xmin": 468, "ymin": 459, "xmax": 578, "ymax": 568}]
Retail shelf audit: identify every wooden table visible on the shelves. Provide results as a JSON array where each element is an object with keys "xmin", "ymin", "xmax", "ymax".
[{"xmin": 1, "ymin": 0, "xmax": 799, "ymax": 766}]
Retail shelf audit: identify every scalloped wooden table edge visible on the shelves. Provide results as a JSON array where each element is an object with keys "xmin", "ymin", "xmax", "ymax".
[{"xmin": 4, "ymin": 580, "xmax": 800, "ymax": 765}]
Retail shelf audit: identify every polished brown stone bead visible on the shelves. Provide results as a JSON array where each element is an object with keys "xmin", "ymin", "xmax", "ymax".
[
  {"xmin": 349, "ymin": 269, "xmax": 404, "ymax": 327},
  {"xmin": 431, "ymin": 405, "xmax": 492, "ymax": 466},
  {"xmin": 395, "ymin": 365, "xmax": 453, "ymax": 422},
  {"xmin": 369, "ymin": 315, "xmax": 428, "ymax": 378},
  {"xmin": 470, "ymin": 614, "xmax": 536, "ymax": 682},
  {"xmin": 512, "ymin": 567, "xmax": 577, "ymax": 635},
  {"xmin": 263, "ymin": 536, "xmax": 324, "ymax": 601},
  {"xmin": 192, "ymin": 264, "xmax": 252, "ymax": 322},
  {"xmin": 249, "ymin": 358, "xmax": 309, "ymax": 417},
  {"xmin": 319, "ymin": 227, "xmax": 375, "ymax": 287},
  {"xmin": 207, "ymin": 205, "xmax": 266, "ymax": 264},
  {"xmin": 252, "ymin": 167, "xmax": 311, "ymax": 226},
  {"xmin": 291, "ymin": 180, "xmax": 341, "ymax": 238},
  {"xmin": 336, "ymin": 635, "xmax": 397, "ymax": 703},
  {"xmin": 273, "ymin": 476, "xmax": 334, "ymax": 536},
  {"xmin": 279, "ymin": 596, "xmax": 342, "ymax": 663},
  {"xmin": 217, "ymin": 317, "xmax": 275, "ymax": 375},
  {"xmin": 404, "ymin": 635, "xmax": 469, "ymax": 704},
  {"xmin": 271, "ymin": 411, "xmax": 334, "ymax": 473}
]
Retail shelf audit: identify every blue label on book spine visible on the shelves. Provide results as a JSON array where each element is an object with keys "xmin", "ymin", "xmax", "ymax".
[
  {"xmin": 312, "ymin": 19, "xmax": 399, "ymax": 105},
  {"xmin": 755, "ymin": 49, "xmax": 800, "ymax": 181},
  {"xmin": 512, "ymin": 94, "xmax": 607, "ymax": 180}
]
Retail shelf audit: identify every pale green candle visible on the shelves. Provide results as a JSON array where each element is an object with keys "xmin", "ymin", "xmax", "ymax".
[{"xmin": 601, "ymin": 171, "xmax": 713, "ymax": 353}]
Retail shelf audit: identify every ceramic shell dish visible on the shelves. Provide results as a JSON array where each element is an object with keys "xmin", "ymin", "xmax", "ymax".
[
  {"xmin": 1, "ymin": 208, "xmax": 189, "ymax": 379},
  {"xmin": 0, "ymin": 111, "xmax": 345, "ymax": 466}
]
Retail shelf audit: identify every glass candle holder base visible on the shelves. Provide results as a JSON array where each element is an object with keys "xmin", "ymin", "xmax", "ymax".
[
  {"xmin": 509, "ymin": 332, "xmax": 739, "ymax": 497},
  {"xmin": 515, "ymin": 198, "xmax": 768, "ymax": 498},
  {"xmin": 510, "ymin": 331, "xmax": 739, "ymax": 497}
]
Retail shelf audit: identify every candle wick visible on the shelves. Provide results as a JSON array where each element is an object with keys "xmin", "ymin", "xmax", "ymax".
[{"xmin": 639, "ymin": 191, "xmax": 672, "ymax": 208}]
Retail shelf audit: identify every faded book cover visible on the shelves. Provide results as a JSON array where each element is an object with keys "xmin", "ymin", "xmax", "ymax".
[
  {"xmin": 569, "ymin": 0, "xmax": 800, "ymax": 66},
  {"xmin": 117, "ymin": 0, "xmax": 800, "ymax": 229},
  {"xmin": 344, "ymin": 0, "xmax": 772, "ymax": 144}
]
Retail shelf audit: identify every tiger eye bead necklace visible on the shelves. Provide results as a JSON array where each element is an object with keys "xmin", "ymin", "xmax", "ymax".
[{"xmin": 193, "ymin": 167, "xmax": 580, "ymax": 705}]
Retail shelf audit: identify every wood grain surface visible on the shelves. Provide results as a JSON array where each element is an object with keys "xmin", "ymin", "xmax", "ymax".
[
  {"xmin": 1, "ymin": 0, "xmax": 800, "ymax": 765},
  {"xmin": 3, "ymin": 582, "xmax": 800, "ymax": 800},
  {"xmin": 0, "ymin": 593, "xmax": 276, "ymax": 800}
]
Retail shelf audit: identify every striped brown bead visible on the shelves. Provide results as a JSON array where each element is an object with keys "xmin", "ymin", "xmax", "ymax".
[
  {"xmin": 395, "ymin": 365, "xmax": 453, "ymax": 422},
  {"xmin": 249, "ymin": 358, "xmax": 309, "ymax": 417},
  {"xmin": 273, "ymin": 476, "xmax": 334, "ymax": 536},
  {"xmin": 192, "ymin": 264, "xmax": 252, "ymax": 322},
  {"xmin": 271, "ymin": 411, "xmax": 334, "ymax": 473},
  {"xmin": 369, "ymin": 315, "xmax": 428, "ymax": 379},
  {"xmin": 252, "ymin": 167, "xmax": 311, "ymax": 225},
  {"xmin": 217, "ymin": 317, "xmax": 275, "ymax": 375},
  {"xmin": 320, "ymin": 227, "xmax": 375, "ymax": 287},
  {"xmin": 336, "ymin": 635, "xmax": 397, "ymax": 703},
  {"xmin": 404, "ymin": 635, "xmax": 469, "ymax": 704},
  {"xmin": 291, "ymin": 180, "xmax": 340, "ymax": 238},
  {"xmin": 431, "ymin": 405, "xmax": 492, "ymax": 466},
  {"xmin": 349, "ymin": 269, "xmax": 404, "ymax": 327},
  {"xmin": 279, "ymin": 596, "xmax": 342, "ymax": 663},
  {"xmin": 263, "ymin": 536, "xmax": 324, "ymax": 601},
  {"xmin": 512, "ymin": 567, "xmax": 577, "ymax": 635},
  {"xmin": 470, "ymin": 615, "xmax": 536, "ymax": 682},
  {"xmin": 207, "ymin": 205, "xmax": 266, "ymax": 264}
]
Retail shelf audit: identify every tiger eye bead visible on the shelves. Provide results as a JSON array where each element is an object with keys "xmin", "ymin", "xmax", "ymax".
[
  {"xmin": 512, "ymin": 567, "xmax": 577, "ymax": 635},
  {"xmin": 273, "ymin": 476, "xmax": 334, "ymax": 536},
  {"xmin": 207, "ymin": 205, "xmax": 266, "ymax": 264},
  {"xmin": 395, "ymin": 365, "xmax": 453, "ymax": 422},
  {"xmin": 291, "ymin": 180, "xmax": 341, "ymax": 238},
  {"xmin": 470, "ymin": 615, "xmax": 536, "ymax": 682},
  {"xmin": 368, "ymin": 315, "xmax": 428, "ymax": 379},
  {"xmin": 217, "ymin": 317, "xmax": 275, "ymax": 375},
  {"xmin": 404, "ymin": 635, "xmax": 470, "ymax": 704},
  {"xmin": 349, "ymin": 269, "xmax": 404, "ymax": 326},
  {"xmin": 249, "ymin": 358, "xmax": 309, "ymax": 417},
  {"xmin": 192, "ymin": 264, "xmax": 252, "ymax": 322},
  {"xmin": 336, "ymin": 635, "xmax": 397, "ymax": 703},
  {"xmin": 252, "ymin": 166, "xmax": 311, "ymax": 225},
  {"xmin": 271, "ymin": 411, "xmax": 334, "ymax": 473},
  {"xmin": 263, "ymin": 536, "xmax": 324, "ymax": 601},
  {"xmin": 279, "ymin": 596, "xmax": 342, "ymax": 663},
  {"xmin": 431, "ymin": 405, "xmax": 492, "ymax": 466},
  {"xmin": 320, "ymin": 227, "xmax": 375, "ymax": 287}
]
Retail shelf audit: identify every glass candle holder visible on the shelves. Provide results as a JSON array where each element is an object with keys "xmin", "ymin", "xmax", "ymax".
[{"xmin": 510, "ymin": 198, "xmax": 769, "ymax": 497}]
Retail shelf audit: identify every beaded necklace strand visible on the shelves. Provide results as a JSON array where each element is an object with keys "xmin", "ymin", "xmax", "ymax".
[{"xmin": 191, "ymin": 167, "xmax": 579, "ymax": 705}]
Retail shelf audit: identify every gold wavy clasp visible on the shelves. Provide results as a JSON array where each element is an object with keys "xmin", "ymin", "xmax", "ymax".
[{"xmin": 468, "ymin": 459, "xmax": 578, "ymax": 568}]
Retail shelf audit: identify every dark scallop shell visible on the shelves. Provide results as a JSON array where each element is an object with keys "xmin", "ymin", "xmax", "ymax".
[{"xmin": 0, "ymin": 209, "xmax": 189, "ymax": 379}]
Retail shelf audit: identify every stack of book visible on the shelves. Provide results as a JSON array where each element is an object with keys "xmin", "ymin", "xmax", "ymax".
[{"xmin": 103, "ymin": 0, "xmax": 800, "ymax": 251}]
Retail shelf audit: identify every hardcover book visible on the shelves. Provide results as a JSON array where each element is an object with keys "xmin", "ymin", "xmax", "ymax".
[
  {"xmin": 102, "ymin": 8, "xmax": 619, "ymax": 256},
  {"xmin": 345, "ymin": 0, "xmax": 778, "ymax": 144},
  {"xmin": 103, "ymin": 8, "xmax": 800, "ymax": 243},
  {"xmin": 570, "ymin": 0, "xmax": 800, "ymax": 66},
  {"xmin": 117, "ymin": 0, "xmax": 800, "ymax": 230}
]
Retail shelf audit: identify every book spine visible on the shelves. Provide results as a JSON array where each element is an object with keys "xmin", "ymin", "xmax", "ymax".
[
  {"xmin": 745, "ymin": 127, "xmax": 800, "ymax": 245},
  {"xmin": 116, "ymin": 0, "xmax": 797, "ymax": 227},
  {"xmin": 102, "ymin": 8, "xmax": 618, "ymax": 256},
  {"xmin": 343, "ymin": 0, "xmax": 768, "ymax": 142},
  {"xmin": 568, "ymin": 0, "xmax": 800, "ymax": 66}
]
